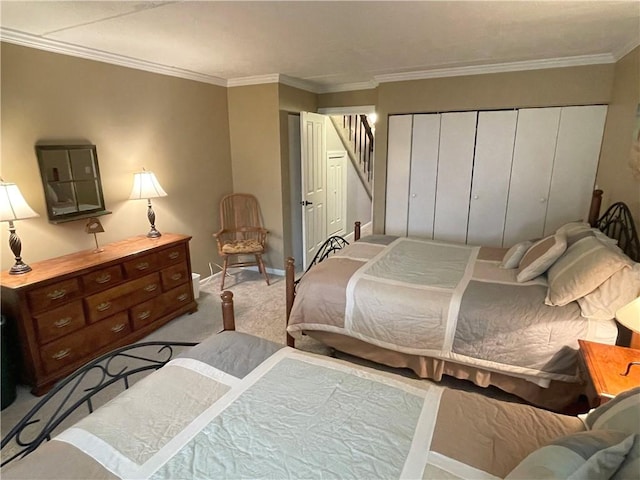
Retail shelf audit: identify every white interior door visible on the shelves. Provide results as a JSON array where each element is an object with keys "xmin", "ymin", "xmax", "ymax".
[
  {"xmin": 503, "ymin": 108, "xmax": 561, "ymax": 246},
  {"xmin": 385, "ymin": 115, "xmax": 413, "ymax": 235},
  {"xmin": 408, "ymin": 114, "xmax": 440, "ymax": 238},
  {"xmin": 433, "ymin": 111, "xmax": 478, "ymax": 243},
  {"xmin": 327, "ymin": 150, "xmax": 347, "ymax": 237},
  {"xmin": 544, "ymin": 105, "xmax": 607, "ymax": 235},
  {"xmin": 467, "ymin": 110, "xmax": 518, "ymax": 247},
  {"xmin": 300, "ymin": 112, "xmax": 327, "ymax": 268}
]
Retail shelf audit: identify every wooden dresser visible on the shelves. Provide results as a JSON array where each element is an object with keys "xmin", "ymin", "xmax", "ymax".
[{"xmin": 0, "ymin": 233, "xmax": 198, "ymax": 395}]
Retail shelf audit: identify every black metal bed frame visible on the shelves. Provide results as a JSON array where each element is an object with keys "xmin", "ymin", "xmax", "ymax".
[
  {"xmin": 293, "ymin": 235, "xmax": 349, "ymax": 288},
  {"xmin": 1, "ymin": 341, "xmax": 196, "ymax": 467},
  {"xmin": 594, "ymin": 201, "xmax": 640, "ymax": 262}
]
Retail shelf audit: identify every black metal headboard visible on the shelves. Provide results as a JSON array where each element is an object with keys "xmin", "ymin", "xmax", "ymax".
[{"xmin": 595, "ymin": 202, "xmax": 640, "ymax": 262}]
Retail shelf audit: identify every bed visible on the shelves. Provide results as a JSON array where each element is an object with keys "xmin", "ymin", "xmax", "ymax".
[
  {"xmin": 286, "ymin": 193, "xmax": 640, "ymax": 411},
  {"xmin": 2, "ymin": 293, "xmax": 639, "ymax": 479}
]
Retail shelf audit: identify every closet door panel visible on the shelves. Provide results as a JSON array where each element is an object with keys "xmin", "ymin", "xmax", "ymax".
[
  {"xmin": 385, "ymin": 115, "xmax": 413, "ymax": 235},
  {"xmin": 407, "ymin": 114, "xmax": 440, "ymax": 238},
  {"xmin": 433, "ymin": 111, "xmax": 478, "ymax": 243},
  {"xmin": 503, "ymin": 108, "xmax": 561, "ymax": 246},
  {"xmin": 467, "ymin": 110, "xmax": 518, "ymax": 247},
  {"xmin": 544, "ymin": 105, "xmax": 607, "ymax": 235}
]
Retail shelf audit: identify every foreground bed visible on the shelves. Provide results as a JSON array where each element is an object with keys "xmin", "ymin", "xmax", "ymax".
[
  {"xmin": 286, "ymin": 197, "xmax": 640, "ymax": 411},
  {"xmin": 2, "ymin": 294, "xmax": 639, "ymax": 479}
]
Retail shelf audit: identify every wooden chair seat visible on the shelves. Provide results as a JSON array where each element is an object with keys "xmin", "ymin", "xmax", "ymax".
[{"xmin": 221, "ymin": 239, "xmax": 264, "ymax": 255}]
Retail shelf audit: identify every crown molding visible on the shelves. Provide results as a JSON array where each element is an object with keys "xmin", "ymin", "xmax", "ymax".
[
  {"xmin": 226, "ymin": 74, "xmax": 281, "ymax": 87},
  {"xmin": 375, "ymin": 53, "xmax": 616, "ymax": 84},
  {"xmin": 316, "ymin": 80, "xmax": 379, "ymax": 94},
  {"xmin": 0, "ymin": 28, "xmax": 227, "ymax": 87},
  {"xmin": 613, "ymin": 39, "xmax": 640, "ymax": 61}
]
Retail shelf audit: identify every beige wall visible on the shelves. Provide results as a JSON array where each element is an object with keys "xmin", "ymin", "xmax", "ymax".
[
  {"xmin": 318, "ymin": 89, "xmax": 378, "ymax": 109},
  {"xmin": 227, "ymin": 83, "xmax": 285, "ymax": 271},
  {"xmin": 0, "ymin": 43, "xmax": 232, "ymax": 277},
  {"xmin": 597, "ymin": 47, "xmax": 640, "ymax": 221},
  {"xmin": 371, "ymin": 64, "xmax": 616, "ymax": 231}
]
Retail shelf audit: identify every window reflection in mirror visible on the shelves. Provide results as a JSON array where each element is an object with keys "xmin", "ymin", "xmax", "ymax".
[{"xmin": 36, "ymin": 144, "xmax": 111, "ymax": 223}]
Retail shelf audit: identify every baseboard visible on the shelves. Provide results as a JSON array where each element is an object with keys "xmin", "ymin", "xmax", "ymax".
[{"xmin": 198, "ymin": 265, "xmax": 284, "ymax": 285}]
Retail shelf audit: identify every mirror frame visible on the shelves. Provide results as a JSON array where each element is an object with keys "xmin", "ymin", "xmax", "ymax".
[{"xmin": 36, "ymin": 144, "xmax": 111, "ymax": 224}]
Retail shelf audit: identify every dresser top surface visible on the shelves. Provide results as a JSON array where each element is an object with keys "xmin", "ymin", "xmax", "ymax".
[{"xmin": 1, "ymin": 233, "xmax": 191, "ymax": 289}]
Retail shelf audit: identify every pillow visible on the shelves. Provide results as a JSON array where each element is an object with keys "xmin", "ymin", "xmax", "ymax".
[
  {"xmin": 506, "ymin": 430, "xmax": 636, "ymax": 480},
  {"xmin": 577, "ymin": 263, "xmax": 640, "ymax": 320},
  {"xmin": 545, "ymin": 236, "xmax": 632, "ymax": 307},
  {"xmin": 516, "ymin": 234, "xmax": 567, "ymax": 283},
  {"xmin": 500, "ymin": 240, "xmax": 533, "ymax": 269},
  {"xmin": 585, "ymin": 387, "xmax": 640, "ymax": 435}
]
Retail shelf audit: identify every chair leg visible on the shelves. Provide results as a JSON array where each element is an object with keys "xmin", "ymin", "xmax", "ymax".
[
  {"xmin": 220, "ymin": 257, "xmax": 229, "ymax": 291},
  {"xmin": 256, "ymin": 254, "xmax": 270, "ymax": 286}
]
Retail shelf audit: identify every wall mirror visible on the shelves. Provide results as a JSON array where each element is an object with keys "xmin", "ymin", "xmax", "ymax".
[{"xmin": 36, "ymin": 144, "xmax": 111, "ymax": 223}]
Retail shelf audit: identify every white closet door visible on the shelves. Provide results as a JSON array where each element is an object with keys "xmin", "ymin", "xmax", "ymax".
[
  {"xmin": 503, "ymin": 108, "xmax": 561, "ymax": 246},
  {"xmin": 467, "ymin": 110, "xmax": 518, "ymax": 247},
  {"xmin": 544, "ymin": 105, "xmax": 607, "ymax": 235},
  {"xmin": 385, "ymin": 115, "xmax": 413, "ymax": 235},
  {"xmin": 433, "ymin": 111, "xmax": 478, "ymax": 243},
  {"xmin": 408, "ymin": 114, "xmax": 440, "ymax": 238}
]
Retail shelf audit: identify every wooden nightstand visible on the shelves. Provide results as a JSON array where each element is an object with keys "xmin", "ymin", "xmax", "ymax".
[{"xmin": 578, "ymin": 339, "xmax": 640, "ymax": 407}]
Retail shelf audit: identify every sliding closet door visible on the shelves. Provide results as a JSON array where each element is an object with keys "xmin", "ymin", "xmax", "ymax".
[
  {"xmin": 407, "ymin": 114, "xmax": 440, "ymax": 238},
  {"xmin": 467, "ymin": 110, "xmax": 518, "ymax": 247},
  {"xmin": 433, "ymin": 111, "xmax": 477, "ymax": 243},
  {"xmin": 503, "ymin": 108, "xmax": 561, "ymax": 246},
  {"xmin": 385, "ymin": 115, "xmax": 413, "ymax": 235},
  {"xmin": 543, "ymin": 105, "xmax": 607, "ymax": 235}
]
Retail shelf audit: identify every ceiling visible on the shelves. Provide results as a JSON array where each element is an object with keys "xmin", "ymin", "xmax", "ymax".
[{"xmin": 1, "ymin": 1, "xmax": 639, "ymax": 93}]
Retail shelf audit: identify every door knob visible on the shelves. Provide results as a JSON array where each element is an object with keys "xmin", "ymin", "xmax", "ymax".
[{"xmin": 300, "ymin": 200, "xmax": 313, "ymax": 206}]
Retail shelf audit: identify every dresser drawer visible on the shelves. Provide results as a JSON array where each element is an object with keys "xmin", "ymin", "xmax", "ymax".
[
  {"xmin": 28, "ymin": 278, "xmax": 82, "ymax": 314},
  {"xmin": 161, "ymin": 283, "xmax": 193, "ymax": 313},
  {"xmin": 81, "ymin": 265, "xmax": 124, "ymax": 295},
  {"xmin": 124, "ymin": 253, "xmax": 160, "ymax": 278},
  {"xmin": 34, "ymin": 300, "xmax": 85, "ymax": 345},
  {"xmin": 85, "ymin": 273, "xmax": 161, "ymax": 323},
  {"xmin": 158, "ymin": 244, "xmax": 187, "ymax": 267},
  {"xmin": 161, "ymin": 263, "xmax": 189, "ymax": 290},
  {"xmin": 40, "ymin": 329, "xmax": 91, "ymax": 375},
  {"xmin": 87, "ymin": 312, "xmax": 131, "ymax": 352},
  {"xmin": 130, "ymin": 297, "xmax": 165, "ymax": 330}
]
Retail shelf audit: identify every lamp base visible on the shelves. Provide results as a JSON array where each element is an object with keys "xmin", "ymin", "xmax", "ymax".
[
  {"xmin": 147, "ymin": 227, "xmax": 162, "ymax": 238},
  {"xmin": 9, "ymin": 261, "xmax": 32, "ymax": 275}
]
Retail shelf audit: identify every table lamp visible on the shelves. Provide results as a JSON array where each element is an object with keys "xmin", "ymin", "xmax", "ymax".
[
  {"xmin": 129, "ymin": 169, "xmax": 167, "ymax": 238},
  {"xmin": 85, "ymin": 217, "xmax": 105, "ymax": 252},
  {"xmin": 616, "ymin": 297, "xmax": 640, "ymax": 376},
  {"xmin": 0, "ymin": 180, "xmax": 39, "ymax": 274}
]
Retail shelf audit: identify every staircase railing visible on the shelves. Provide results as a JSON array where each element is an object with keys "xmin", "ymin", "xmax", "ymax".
[{"xmin": 330, "ymin": 114, "xmax": 373, "ymax": 198}]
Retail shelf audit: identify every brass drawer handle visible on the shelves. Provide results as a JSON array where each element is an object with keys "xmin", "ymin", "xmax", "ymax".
[
  {"xmin": 96, "ymin": 302, "xmax": 112, "ymax": 312},
  {"xmin": 47, "ymin": 289, "xmax": 67, "ymax": 300},
  {"xmin": 95, "ymin": 273, "xmax": 112, "ymax": 284},
  {"xmin": 168, "ymin": 251, "xmax": 180, "ymax": 260},
  {"xmin": 52, "ymin": 348, "xmax": 70, "ymax": 360},
  {"xmin": 177, "ymin": 293, "xmax": 188, "ymax": 302},
  {"xmin": 137, "ymin": 310, "xmax": 151, "ymax": 320},
  {"xmin": 171, "ymin": 273, "xmax": 183, "ymax": 281},
  {"xmin": 135, "ymin": 262, "xmax": 150, "ymax": 271},
  {"xmin": 54, "ymin": 317, "xmax": 72, "ymax": 328},
  {"xmin": 111, "ymin": 323, "xmax": 126, "ymax": 333},
  {"xmin": 144, "ymin": 284, "xmax": 158, "ymax": 293}
]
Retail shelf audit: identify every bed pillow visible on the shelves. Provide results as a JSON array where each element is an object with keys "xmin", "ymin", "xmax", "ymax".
[
  {"xmin": 545, "ymin": 236, "xmax": 632, "ymax": 307},
  {"xmin": 506, "ymin": 430, "xmax": 636, "ymax": 480},
  {"xmin": 577, "ymin": 263, "xmax": 640, "ymax": 320},
  {"xmin": 516, "ymin": 234, "xmax": 567, "ymax": 283},
  {"xmin": 585, "ymin": 387, "xmax": 640, "ymax": 434},
  {"xmin": 500, "ymin": 240, "xmax": 533, "ymax": 269}
]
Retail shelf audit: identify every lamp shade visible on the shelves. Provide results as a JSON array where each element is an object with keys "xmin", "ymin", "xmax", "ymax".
[
  {"xmin": 616, "ymin": 297, "xmax": 640, "ymax": 335},
  {"xmin": 0, "ymin": 182, "xmax": 39, "ymax": 222},
  {"xmin": 129, "ymin": 171, "xmax": 167, "ymax": 200}
]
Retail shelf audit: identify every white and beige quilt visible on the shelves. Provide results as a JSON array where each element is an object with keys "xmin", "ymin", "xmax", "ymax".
[{"xmin": 287, "ymin": 237, "xmax": 618, "ymax": 386}]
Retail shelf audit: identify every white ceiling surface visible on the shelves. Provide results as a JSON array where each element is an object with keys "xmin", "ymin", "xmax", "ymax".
[{"xmin": 1, "ymin": 1, "xmax": 639, "ymax": 93}]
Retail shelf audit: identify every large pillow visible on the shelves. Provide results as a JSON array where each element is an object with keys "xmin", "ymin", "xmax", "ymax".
[
  {"xmin": 506, "ymin": 430, "xmax": 636, "ymax": 480},
  {"xmin": 577, "ymin": 263, "xmax": 640, "ymax": 320},
  {"xmin": 545, "ymin": 236, "xmax": 632, "ymax": 307},
  {"xmin": 500, "ymin": 240, "xmax": 533, "ymax": 269},
  {"xmin": 517, "ymin": 234, "xmax": 567, "ymax": 283}
]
